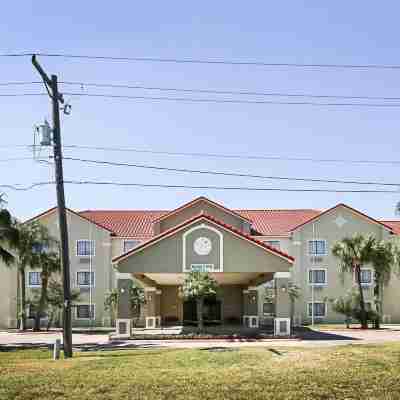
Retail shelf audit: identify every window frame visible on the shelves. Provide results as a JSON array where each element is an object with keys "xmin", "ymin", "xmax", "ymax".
[
  {"xmin": 27, "ymin": 271, "xmax": 42, "ymax": 288},
  {"xmin": 308, "ymin": 267, "xmax": 328, "ymax": 286},
  {"xmin": 308, "ymin": 239, "xmax": 327, "ymax": 256},
  {"xmin": 123, "ymin": 239, "xmax": 141, "ymax": 254},
  {"xmin": 262, "ymin": 302, "xmax": 276, "ymax": 316},
  {"xmin": 264, "ymin": 240, "xmax": 281, "ymax": 250},
  {"xmin": 356, "ymin": 267, "xmax": 374, "ymax": 286},
  {"xmin": 75, "ymin": 304, "xmax": 96, "ymax": 320},
  {"xmin": 76, "ymin": 271, "xmax": 95, "ymax": 288},
  {"xmin": 76, "ymin": 240, "xmax": 95, "ymax": 257},
  {"xmin": 307, "ymin": 302, "xmax": 327, "ymax": 318}
]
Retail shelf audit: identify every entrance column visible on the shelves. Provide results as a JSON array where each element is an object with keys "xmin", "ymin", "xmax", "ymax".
[
  {"xmin": 144, "ymin": 288, "xmax": 162, "ymax": 329},
  {"xmin": 274, "ymin": 275, "xmax": 291, "ymax": 335},
  {"xmin": 242, "ymin": 287, "xmax": 259, "ymax": 328},
  {"xmin": 115, "ymin": 279, "xmax": 133, "ymax": 338}
]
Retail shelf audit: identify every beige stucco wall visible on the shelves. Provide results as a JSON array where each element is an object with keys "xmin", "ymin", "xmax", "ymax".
[
  {"xmin": 290, "ymin": 205, "xmax": 397, "ymax": 323},
  {"xmin": 117, "ymin": 219, "xmax": 292, "ymax": 275},
  {"xmin": 0, "ymin": 264, "xmax": 18, "ymax": 329},
  {"xmin": 157, "ymin": 200, "xmax": 251, "ymax": 235}
]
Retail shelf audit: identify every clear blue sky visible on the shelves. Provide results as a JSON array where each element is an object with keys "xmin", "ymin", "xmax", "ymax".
[{"xmin": 1, "ymin": 1, "xmax": 400, "ymax": 220}]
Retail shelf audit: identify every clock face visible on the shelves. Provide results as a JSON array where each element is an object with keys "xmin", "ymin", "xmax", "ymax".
[{"xmin": 193, "ymin": 237, "xmax": 212, "ymax": 256}]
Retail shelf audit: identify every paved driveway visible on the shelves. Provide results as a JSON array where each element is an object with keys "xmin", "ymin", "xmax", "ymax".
[{"xmin": 1, "ymin": 328, "xmax": 400, "ymax": 351}]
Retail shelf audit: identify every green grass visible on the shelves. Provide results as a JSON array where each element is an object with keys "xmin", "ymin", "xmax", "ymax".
[{"xmin": 1, "ymin": 344, "xmax": 400, "ymax": 399}]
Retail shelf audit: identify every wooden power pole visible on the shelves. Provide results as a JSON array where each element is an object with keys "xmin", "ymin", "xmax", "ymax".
[{"xmin": 32, "ymin": 55, "xmax": 73, "ymax": 358}]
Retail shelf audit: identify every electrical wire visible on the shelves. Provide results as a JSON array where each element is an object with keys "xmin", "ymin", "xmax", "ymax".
[
  {"xmin": 2, "ymin": 52, "xmax": 400, "ymax": 70},
  {"xmin": 62, "ymin": 156, "xmax": 400, "ymax": 187},
  {"xmin": 62, "ymin": 144, "xmax": 400, "ymax": 166}
]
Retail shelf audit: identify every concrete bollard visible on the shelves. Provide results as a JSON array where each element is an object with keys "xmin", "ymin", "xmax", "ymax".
[{"xmin": 53, "ymin": 339, "xmax": 61, "ymax": 360}]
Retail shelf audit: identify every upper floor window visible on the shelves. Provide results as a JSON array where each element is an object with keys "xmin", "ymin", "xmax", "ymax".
[
  {"xmin": 123, "ymin": 240, "xmax": 141, "ymax": 253},
  {"xmin": 77, "ymin": 271, "xmax": 95, "ymax": 287},
  {"xmin": 308, "ymin": 240, "xmax": 327, "ymax": 255},
  {"xmin": 76, "ymin": 240, "xmax": 95, "ymax": 257},
  {"xmin": 308, "ymin": 302, "xmax": 326, "ymax": 317},
  {"xmin": 32, "ymin": 243, "xmax": 49, "ymax": 254},
  {"xmin": 263, "ymin": 302, "xmax": 275, "ymax": 316},
  {"xmin": 308, "ymin": 268, "xmax": 327, "ymax": 285},
  {"xmin": 358, "ymin": 268, "xmax": 373, "ymax": 285},
  {"xmin": 264, "ymin": 240, "xmax": 281, "ymax": 250},
  {"xmin": 28, "ymin": 271, "xmax": 41, "ymax": 287}
]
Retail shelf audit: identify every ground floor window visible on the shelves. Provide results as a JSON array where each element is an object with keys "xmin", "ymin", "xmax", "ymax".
[
  {"xmin": 359, "ymin": 268, "xmax": 373, "ymax": 285},
  {"xmin": 263, "ymin": 302, "xmax": 275, "ymax": 316},
  {"xmin": 76, "ymin": 304, "xmax": 95, "ymax": 320},
  {"xmin": 28, "ymin": 271, "xmax": 41, "ymax": 287},
  {"xmin": 308, "ymin": 302, "xmax": 326, "ymax": 317}
]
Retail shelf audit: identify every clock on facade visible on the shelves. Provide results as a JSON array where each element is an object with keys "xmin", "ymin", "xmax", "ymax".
[{"xmin": 193, "ymin": 237, "xmax": 212, "ymax": 255}]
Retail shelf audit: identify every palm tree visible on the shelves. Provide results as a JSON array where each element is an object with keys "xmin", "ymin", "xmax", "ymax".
[
  {"xmin": 0, "ymin": 195, "xmax": 19, "ymax": 265},
  {"xmin": 370, "ymin": 240, "xmax": 398, "ymax": 329},
  {"xmin": 181, "ymin": 271, "xmax": 218, "ymax": 331},
  {"xmin": 33, "ymin": 251, "xmax": 60, "ymax": 331},
  {"xmin": 16, "ymin": 221, "xmax": 57, "ymax": 330},
  {"xmin": 287, "ymin": 283, "xmax": 301, "ymax": 333},
  {"xmin": 332, "ymin": 234, "xmax": 376, "ymax": 329}
]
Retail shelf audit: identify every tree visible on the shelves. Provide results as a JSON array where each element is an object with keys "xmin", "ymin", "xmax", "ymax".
[
  {"xmin": 181, "ymin": 271, "xmax": 218, "ymax": 331},
  {"xmin": 0, "ymin": 195, "xmax": 19, "ymax": 266},
  {"xmin": 332, "ymin": 234, "xmax": 377, "ymax": 329},
  {"xmin": 16, "ymin": 221, "xmax": 58, "ymax": 330},
  {"xmin": 370, "ymin": 240, "xmax": 399, "ymax": 329},
  {"xmin": 104, "ymin": 289, "xmax": 120, "ymax": 327},
  {"xmin": 287, "ymin": 283, "xmax": 301, "ymax": 332},
  {"xmin": 329, "ymin": 290, "xmax": 359, "ymax": 328},
  {"xmin": 46, "ymin": 280, "xmax": 80, "ymax": 331},
  {"xmin": 33, "ymin": 251, "xmax": 61, "ymax": 331},
  {"xmin": 127, "ymin": 281, "xmax": 145, "ymax": 328}
]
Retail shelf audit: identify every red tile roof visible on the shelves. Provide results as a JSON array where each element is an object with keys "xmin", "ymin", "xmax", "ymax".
[
  {"xmin": 381, "ymin": 221, "xmax": 400, "ymax": 235},
  {"xmin": 113, "ymin": 212, "xmax": 294, "ymax": 264},
  {"xmin": 78, "ymin": 208, "xmax": 320, "ymax": 238}
]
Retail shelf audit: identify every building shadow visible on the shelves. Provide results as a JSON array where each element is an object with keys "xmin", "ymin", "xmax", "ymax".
[{"xmin": 295, "ymin": 327, "xmax": 360, "ymax": 341}]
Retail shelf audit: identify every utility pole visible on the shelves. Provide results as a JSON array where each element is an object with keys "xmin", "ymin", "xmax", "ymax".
[{"xmin": 32, "ymin": 55, "xmax": 73, "ymax": 358}]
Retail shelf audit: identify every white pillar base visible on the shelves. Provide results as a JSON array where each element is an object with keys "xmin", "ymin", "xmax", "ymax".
[
  {"xmin": 274, "ymin": 318, "xmax": 291, "ymax": 336},
  {"xmin": 242, "ymin": 315, "xmax": 259, "ymax": 328},
  {"xmin": 115, "ymin": 319, "xmax": 131, "ymax": 338},
  {"xmin": 146, "ymin": 316, "xmax": 161, "ymax": 329}
]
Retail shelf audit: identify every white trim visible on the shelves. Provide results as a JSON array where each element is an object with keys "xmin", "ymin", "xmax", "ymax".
[
  {"xmin": 274, "ymin": 318, "xmax": 291, "ymax": 336},
  {"xmin": 114, "ymin": 216, "xmax": 293, "ymax": 264},
  {"xmin": 307, "ymin": 301, "xmax": 327, "ymax": 318},
  {"xmin": 76, "ymin": 270, "xmax": 96, "ymax": 288},
  {"xmin": 27, "ymin": 271, "xmax": 42, "ymax": 288},
  {"xmin": 75, "ymin": 304, "xmax": 96, "ymax": 320},
  {"xmin": 247, "ymin": 286, "xmax": 258, "ymax": 291},
  {"xmin": 242, "ymin": 315, "xmax": 259, "ymax": 328},
  {"xmin": 76, "ymin": 239, "xmax": 95, "ymax": 257},
  {"xmin": 307, "ymin": 239, "xmax": 327, "ymax": 256},
  {"xmin": 307, "ymin": 267, "xmax": 328, "ymax": 286},
  {"xmin": 144, "ymin": 287, "xmax": 157, "ymax": 292},
  {"xmin": 116, "ymin": 318, "xmax": 131, "ymax": 337},
  {"xmin": 182, "ymin": 223, "xmax": 224, "ymax": 272},
  {"xmin": 145, "ymin": 316, "xmax": 161, "ymax": 329}
]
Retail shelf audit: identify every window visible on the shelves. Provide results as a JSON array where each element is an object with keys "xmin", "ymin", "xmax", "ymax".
[
  {"xmin": 76, "ymin": 304, "xmax": 95, "ymax": 319},
  {"xmin": 76, "ymin": 240, "xmax": 95, "ymax": 256},
  {"xmin": 359, "ymin": 268, "xmax": 373, "ymax": 285},
  {"xmin": 263, "ymin": 302, "xmax": 275, "ymax": 316},
  {"xmin": 308, "ymin": 302, "xmax": 326, "ymax": 317},
  {"xmin": 190, "ymin": 264, "xmax": 215, "ymax": 272},
  {"xmin": 308, "ymin": 240, "xmax": 327, "ymax": 255},
  {"xmin": 77, "ymin": 271, "xmax": 95, "ymax": 287},
  {"xmin": 32, "ymin": 243, "xmax": 49, "ymax": 254},
  {"xmin": 264, "ymin": 240, "xmax": 281, "ymax": 250},
  {"xmin": 308, "ymin": 269, "xmax": 327, "ymax": 285},
  {"xmin": 28, "ymin": 271, "xmax": 41, "ymax": 287},
  {"xmin": 123, "ymin": 240, "xmax": 141, "ymax": 253}
]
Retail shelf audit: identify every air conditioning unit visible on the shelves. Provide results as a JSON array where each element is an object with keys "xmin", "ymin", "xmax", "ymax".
[{"xmin": 274, "ymin": 318, "xmax": 291, "ymax": 336}]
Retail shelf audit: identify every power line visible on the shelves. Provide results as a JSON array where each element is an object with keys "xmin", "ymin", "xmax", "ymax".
[
  {"xmin": 0, "ymin": 157, "xmax": 36, "ymax": 163},
  {"xmin": 62, "ymin": 92, "xmax": 400, "ymax": 107},
  {"xmin": 62, "ymin": 144, "xmax": 400, "ymax": 166},
  {"xmin": 63, "ymin": 156, "xmax": 400, "ymax": 187},
  {"xmin": 0, "ymin": 93, "xmax": 46, "ymax": 97},
  {"xmin": 3, "ymin": 80, "xmax": 400, "ymax": 102},
  {"xmin": 0, "ymin": 180, "xmax": 397, "ymax": 193},
  {"xmin": 2, "ymin": 52, "xmax": 400, "ymax": 70}
]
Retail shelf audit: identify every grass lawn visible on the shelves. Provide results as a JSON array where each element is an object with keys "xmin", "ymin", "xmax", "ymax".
[{"xmin": 1, "ymin": 344, "xmax": 400, "ymax": 400}]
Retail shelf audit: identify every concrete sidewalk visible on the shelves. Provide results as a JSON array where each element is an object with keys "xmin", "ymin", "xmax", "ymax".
[{"xmin": 1, "ymin": 328, "xmax": 400, "ymax": 351}]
